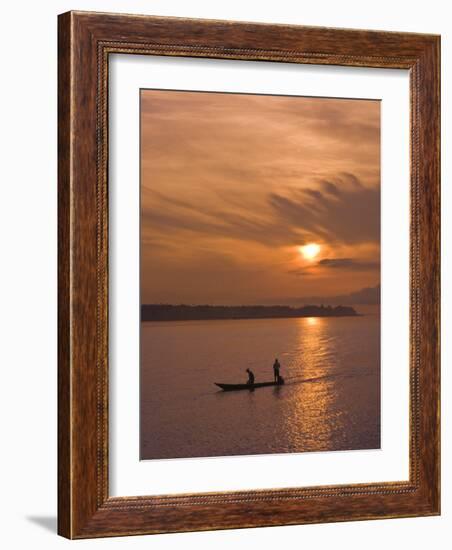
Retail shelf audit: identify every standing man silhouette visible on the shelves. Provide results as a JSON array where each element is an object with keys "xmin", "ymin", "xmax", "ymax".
[
  {"xmin": 246, "ymin": 368, "xmax": 255, "ymax": 385},
  {"xmin": 273, "ymin": 358, "xmax": 281, "ymax": 382}
]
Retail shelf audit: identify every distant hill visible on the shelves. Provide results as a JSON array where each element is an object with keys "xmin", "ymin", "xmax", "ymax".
[
  {"xmin": 298, "ymin": 285, "xmax": 380, "ymax": 306},
  {"xmin": 141, "ymin": 304, "xmax": 358, "ymax": 322},
  {"xmin": 265, "ymin": 285, "xmax": 381, "ymax": 307}
]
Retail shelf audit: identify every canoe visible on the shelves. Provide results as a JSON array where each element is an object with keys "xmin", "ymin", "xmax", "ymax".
[{"xmin": 215, "ymin": 380, "xmax": 284, "ymax": 391}]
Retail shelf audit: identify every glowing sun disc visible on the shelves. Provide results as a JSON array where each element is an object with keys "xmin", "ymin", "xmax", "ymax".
[{"xmin": 300, "ymin": 243, "xmax": 321, "ymax": 260}]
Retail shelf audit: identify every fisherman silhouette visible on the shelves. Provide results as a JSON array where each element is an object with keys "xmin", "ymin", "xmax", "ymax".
[
  {"xmin": 246, "ymin": 368, "xmax": 255, "ymax": 385},
  {"xmin": 273, "ymin": 358, "xmax": 281, "ymax": 382}
]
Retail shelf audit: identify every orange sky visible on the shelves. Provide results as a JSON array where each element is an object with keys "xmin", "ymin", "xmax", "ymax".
[{"xmin": 140, "ymin": 90, "xmax": 380, "ymax": 306}]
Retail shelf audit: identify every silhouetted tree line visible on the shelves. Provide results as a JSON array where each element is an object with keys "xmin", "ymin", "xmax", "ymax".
[{"xmin": 141, "ymin": 304, "xmax": 358, "ymax": 321}]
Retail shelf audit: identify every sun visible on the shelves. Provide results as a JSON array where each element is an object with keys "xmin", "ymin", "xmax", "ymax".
[{"xmin": 299, "ymin": 243, "xmax": 321, "ymax": 260}]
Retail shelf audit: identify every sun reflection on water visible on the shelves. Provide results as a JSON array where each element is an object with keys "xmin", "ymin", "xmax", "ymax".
[{"xmin": 280, "ymin": 316, "xmax": 339, "ymax": 451}]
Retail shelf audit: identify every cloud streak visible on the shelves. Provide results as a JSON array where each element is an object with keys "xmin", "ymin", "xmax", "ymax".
[
  {"xmin": 269, "ymin": 175, "xmax": 380, "ymax": 245},
  {"xmin": 318, "ymin": 258, "xmax": 380, "ymax": 270}
]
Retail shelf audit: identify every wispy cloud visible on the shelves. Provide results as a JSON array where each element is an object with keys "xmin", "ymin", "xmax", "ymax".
[
  {"xmin": 318, "ymin": 258, "xmax": 380, "ymax": 270},
  {"xmin": 268, "ymin": 175, "xmax": 380, "ymax": 245}
]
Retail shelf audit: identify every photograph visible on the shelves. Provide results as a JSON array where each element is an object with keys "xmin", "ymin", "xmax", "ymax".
[{"xmin": 140, "ymin": 89, "xmax": 381, "ymax": 460}]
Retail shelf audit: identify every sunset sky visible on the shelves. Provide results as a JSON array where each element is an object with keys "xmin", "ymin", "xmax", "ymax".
[{"xmin": 140, "ymin": 90, "xmax": 380, "ymax": 306}]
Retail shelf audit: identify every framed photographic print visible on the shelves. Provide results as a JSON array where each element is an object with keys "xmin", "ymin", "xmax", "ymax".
[{"xmin": 58, "ymin": 11, "xmax": 440, "ymax": 538}]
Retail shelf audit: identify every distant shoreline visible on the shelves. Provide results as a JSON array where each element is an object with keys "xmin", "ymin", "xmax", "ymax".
[{"xmin": 141, "ymin": 304, "xmax": 358, "ymax": 322}]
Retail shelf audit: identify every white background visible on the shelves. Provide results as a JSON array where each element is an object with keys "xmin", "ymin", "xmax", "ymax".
[
  {"xmin": 0, "ymin": 1, "xmax": 449, "ymax": 549},
  {"xmin": 110, "ymin": 56, "xmax": 409, "ymax": 496}
]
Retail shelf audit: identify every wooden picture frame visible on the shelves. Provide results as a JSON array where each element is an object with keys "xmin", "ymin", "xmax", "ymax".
[{"xmin": 58, "ymin": 11, "xmax": 440, "ymax": 539}]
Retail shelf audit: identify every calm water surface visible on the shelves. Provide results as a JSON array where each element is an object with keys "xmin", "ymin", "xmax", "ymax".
[{"xmin": 140, "ymin": 312, "xmax": 380, "ymax": 459}]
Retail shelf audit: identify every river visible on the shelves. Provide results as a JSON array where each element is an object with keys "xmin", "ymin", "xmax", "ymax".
[{"xmin": 140, "ymin": 311, "xmax": 380, "ymax": 460}]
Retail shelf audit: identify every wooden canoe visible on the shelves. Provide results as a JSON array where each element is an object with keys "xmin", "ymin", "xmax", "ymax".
[{"xmin": 215, "ymin": 380, "xmax": 284, "ymax": 391}]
